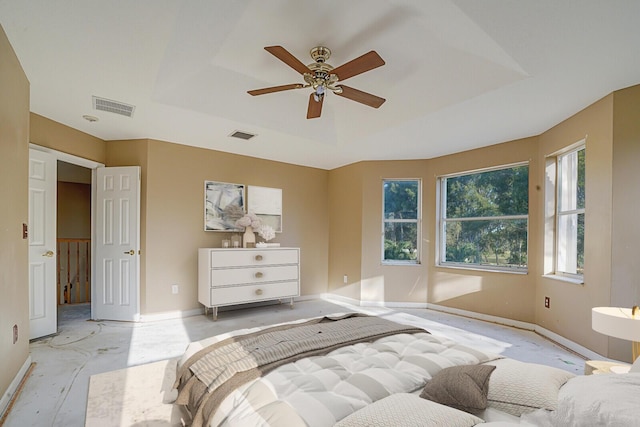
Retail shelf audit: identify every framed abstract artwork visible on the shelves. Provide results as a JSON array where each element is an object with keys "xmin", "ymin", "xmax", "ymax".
[{"xmin": 204, "ymin": 181, "xmax": 245, "ymax": 231}]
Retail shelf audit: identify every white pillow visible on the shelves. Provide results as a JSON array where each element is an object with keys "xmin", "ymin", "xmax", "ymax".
[
  {"xmin": 521, "ymin": 373, "xmax": 640, "ymax": 426},
  {"xmin": 334, "ymin": 393, "xmax": 483, "ymax": 427},
  {"xmin": 483, "ymin": 358, "xmax": 575, "ymax": 417}
]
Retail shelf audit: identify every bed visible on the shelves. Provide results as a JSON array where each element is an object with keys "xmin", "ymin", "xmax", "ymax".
[{"xmin": 172, "ymin": 312, "xmax": 640, "ymax": 427}]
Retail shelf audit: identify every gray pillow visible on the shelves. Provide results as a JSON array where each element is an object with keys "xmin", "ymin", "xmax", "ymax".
[{"xmin": 420, "ymin": 364, "xmax": 496, "ymax": 412}]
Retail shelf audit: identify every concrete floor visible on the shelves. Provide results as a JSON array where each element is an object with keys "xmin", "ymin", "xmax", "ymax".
[{"xmin": 3, "ymin": 299, "xmax": 586, "ymax": 427}]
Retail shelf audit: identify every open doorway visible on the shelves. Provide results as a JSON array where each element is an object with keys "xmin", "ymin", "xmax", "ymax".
[
  {"xmin": 56, "ymin": 161, "xmax": 92, "ymax": 321},
  {"xmin": 29, "ymin": 145, "xmax": 140, "ymax": 337}
]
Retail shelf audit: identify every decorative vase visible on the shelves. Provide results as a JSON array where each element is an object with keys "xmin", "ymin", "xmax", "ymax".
[{"xmin": 243, "ymin": 226, "xmax": 256, "ymax": 248}]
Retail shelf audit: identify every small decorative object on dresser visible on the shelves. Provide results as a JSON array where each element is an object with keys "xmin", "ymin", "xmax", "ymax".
[
  {"xmin": 236, "ymin": 212, "xmax": 260, "ymax": 248},
  {"xmin": 242, "ymin": 226, "xmax": 256, "ymax": 248},
  {"xmin": 237, "ymin": 212, "xmax": 278, "ymax": 248},
  {"xmin": 198, "ymin": 247, "xmax": 300, "ymax": 320}
]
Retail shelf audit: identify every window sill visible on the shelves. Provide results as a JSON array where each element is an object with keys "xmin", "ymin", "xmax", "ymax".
[
  {"xmin": 542, "ymin": 274, "xmax": 584, "ymax": 285},
  {"xmin": 437, "ymin": 263, "xmax": 527, "ymax": 275},
  {"xmin": 382, "ymin": 261, "xmax": 422, "ymax": 266}
]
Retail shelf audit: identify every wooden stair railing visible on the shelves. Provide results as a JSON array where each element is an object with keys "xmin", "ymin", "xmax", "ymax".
[{"xmin": 57, "ymin": 238, "xmax": 91, "ymax": 304}]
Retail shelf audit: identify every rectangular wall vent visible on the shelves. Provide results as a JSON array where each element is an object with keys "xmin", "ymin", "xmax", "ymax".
[
  {"xmin": 92, "ymin": 96, "xmax": 135, "ymax": 118},
  {"xmin": 229, "ymin": 130, "xmax": 256, "ymax": 141}
]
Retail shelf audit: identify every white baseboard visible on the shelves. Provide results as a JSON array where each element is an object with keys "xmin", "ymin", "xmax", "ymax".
[
  {"xmin": 295, "ymin": 294, "xmax": 326, "ymax": 302},
  {"xmin": 534, "ymin": 325, "xmax": 606, "ymax": 361},
  {"xmin": 426, "ymin": 303, "xmax": 536, "ymax": 331},
  {"xmin": 427, "ymin": 303, "xmax": 604, "ymax": 360},
  {"xmin": 320, "ymin": 293, "xmax": 362, "ymax": 307},
  {"xmin": 0, "ymin": 356, "xmax": 32, "ymax": 418},
  {"xmin": 362, "ymin": 300, "xmax": 429, "ymax": 309},
  {"xmin": 138, "ymin": 308, "xmax": 203, "ymax": 322}
]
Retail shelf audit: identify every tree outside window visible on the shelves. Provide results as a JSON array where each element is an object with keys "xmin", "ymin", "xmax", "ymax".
[
  {"xmin": 439, "ymin": 164, "xmax": 529, "ymax": 271},
  {"xmin": 383, "ymin": 180, "xmax": 420, "ymax": 263}
]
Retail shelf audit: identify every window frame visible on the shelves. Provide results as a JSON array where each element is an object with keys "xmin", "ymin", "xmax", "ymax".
[
  {"xmin": 554, "ymin": 144, "xmax": 585, "ymax": 281},
  {"xmin": 381, "ymin": 178, "xmax": 422, "ymax": 265},
  {"xmin": 437, "ymin": 162, "xmax": 530, "ymax": 273}
]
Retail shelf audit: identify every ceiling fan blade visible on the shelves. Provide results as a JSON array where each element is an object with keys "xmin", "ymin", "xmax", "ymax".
[
  {"xmin": 331, "ymin": 51, "xmax": 385, "ymax": 81},
  {"xmin": 264, "ymin": 46, "xmax": 312, "ymax": 75},
  {"xmin": 307, "ymin": 93, "xmax": 323, "ymax": 119},
  {"xmin": 248, "ymin": 83, "xmax": 304, "ymax": 96},
  {"xmin": 336, "ymin": 85, "xmax": 385, "ymax": 108}
]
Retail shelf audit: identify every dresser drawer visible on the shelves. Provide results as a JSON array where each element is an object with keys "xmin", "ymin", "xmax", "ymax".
[
  {"xmin": 210, "ymin": 281, "xmax": 299, "ymax": 305},
  {"xmin": 211, "ymin": 265, "xmax": 298, "ymax": 287},
  {"xmin": 209, "ymin": 249, "xmax": 298, "ymax": 268}
]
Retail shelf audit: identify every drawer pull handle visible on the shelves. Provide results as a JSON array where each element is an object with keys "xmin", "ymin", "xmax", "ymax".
[
  {"xmin": 255, "ymin": 289, "xmax": 263, "ymax": 296},
  {"xmin": 255, "ymin": 255, "xmax": 263, "ymax": 261},
  {"xmin": 254, "ymin": 272, "xmax": 264, "ymax": 279}
]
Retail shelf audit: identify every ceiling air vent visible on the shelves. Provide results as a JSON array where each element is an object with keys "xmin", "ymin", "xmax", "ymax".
[
  {"xmin": 229, "ymin": 130, "xmax": 256, "ymax": 141},
  {"xmin": 92, "ymin": 96, "xmax": 135, "ymax": 118}
]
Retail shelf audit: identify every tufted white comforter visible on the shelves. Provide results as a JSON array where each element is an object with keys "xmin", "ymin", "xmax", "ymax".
[{"xmin": 178, "ymin": 317, "xmax": 501, "ymax": 427}]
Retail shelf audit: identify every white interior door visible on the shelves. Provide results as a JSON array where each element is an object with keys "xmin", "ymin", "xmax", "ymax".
[
  {"xmin": 28, "ymin": 148, "xmax": 57, "ymax": 339},
  {"xmin": 94, "ymin": 166, "xmax": 141, "ymax": 321}
]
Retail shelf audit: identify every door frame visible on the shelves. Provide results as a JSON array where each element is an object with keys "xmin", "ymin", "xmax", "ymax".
[{"xmin": 29, "ymin": 144, "xmax": 104, "ymax": 320}]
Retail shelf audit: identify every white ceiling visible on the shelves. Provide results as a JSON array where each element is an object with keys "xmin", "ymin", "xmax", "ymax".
[{"xmin": 2, "ymin": 1, "xmax": 639, "ymax": 170}]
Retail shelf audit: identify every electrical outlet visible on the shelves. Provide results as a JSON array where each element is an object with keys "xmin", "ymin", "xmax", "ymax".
[
  {"xmin": 544, "ymin": 296, "xmax": 550, "ymax": 308},
  {"xmin": 13, "ymin": 324, "xmax": 18, "ymax": 344},
  {"xmin": 343, "ymin": 275, "xmax": 348, "ymax": 284},
  {"xmin": 171, "ymin": 284, "xmax": 179, "ymax": 294}
]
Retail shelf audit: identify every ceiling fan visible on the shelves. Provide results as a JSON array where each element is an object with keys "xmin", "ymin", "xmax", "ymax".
[{"xmin": 248, "ymin": 46, "xmax": 386, "ymax": 119}]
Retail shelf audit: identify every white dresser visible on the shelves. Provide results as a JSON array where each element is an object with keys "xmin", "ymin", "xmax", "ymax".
[{"xmin": 198, "ymin": 247, "xmax": 300, "ymax": 320}]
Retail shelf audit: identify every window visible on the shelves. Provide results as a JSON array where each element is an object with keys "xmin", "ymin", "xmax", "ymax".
[
  {"xmin": 555, "ymin": 146, "xmax": 585, "ymax": 278},
  {"xmin": 439, "ymin": 164, "xmax": 529, "ymax": 271},
  {"xmin": 383, "ymin": 179, "xmax": 420, "ymax": 263}
]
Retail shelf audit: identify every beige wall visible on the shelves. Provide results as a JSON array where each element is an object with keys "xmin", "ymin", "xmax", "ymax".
[
  {"xmin": 537, "ymin": 94, "xmax": 614, "ymax": 358},
  {"xmin": 426, "ymin": 138, "xmax": 540, "ymax": 322},
  {"xmin": 135, "ymin": 139, "xmax": 329, "ymax": 314},
  {"xmin": 328, "ymin": 139, "xmax": 539, "ymax": 321},
  {"xmin": 57, "ymin": 182, "xmax": 91, "ymax": 238},
  {"xmin": 106, "ymin": 139, "xmax": 150, "ymax": 311},
  {"xmin": 610, "ymin": 85, "xmax": 640, "ymax": 361},
  {"xmin": 30, "ymin": 114, "xmax": 106, "ymax": 163},
  {"xmin": 328, "ymin": 163, "xmax": 364, "ymax": 300},
  {"xmin": 359, "ymin": 160, "xmax": 430, "ymax": 304},
  {"xmin": 331, "ymin": 139, "xmax": 539, "ymax": 320},
  {"xmin": 0, "ymin": 24, "xmax": 30, "ymax": 411}
]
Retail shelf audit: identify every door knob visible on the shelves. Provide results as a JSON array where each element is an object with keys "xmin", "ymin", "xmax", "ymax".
[
  {"xmin": 124, "ymin": 250, "xmax": 135, "ymax": 255},
  {"xmin": 42, "ymin": 250, "xmax": 54, "ymax": 257}
]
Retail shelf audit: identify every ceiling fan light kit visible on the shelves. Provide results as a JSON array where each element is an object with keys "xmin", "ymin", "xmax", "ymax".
[{"xmin": 248, "ymin": 45, "xmax": 386, "ymax": 119}]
